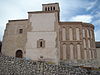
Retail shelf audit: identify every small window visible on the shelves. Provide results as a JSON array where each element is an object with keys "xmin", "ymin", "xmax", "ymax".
[
  {"xmin": 19, "ymin": 29, "xmax": 23, "ymax": 33},
  {"xmin": 45, "ymin": 7, "xmax": 47, "ymax": 11},
  {"xmin": 37, "ymin": 39, "xmax": 45, "ymax": 48},
  {"xmin": 53, "ymin": 7, "xmax": 55, "ymax": 10},
  {"xmin": 40, "ymin": 56, "xmax": 43, "ymax": 59},
  {"xmin": 40, "ymin": 41, "xmax": 43, "ymax": 47},
  {"xmin": 51, "ymin": 7, "xmax": 52, "ymax": 10}
]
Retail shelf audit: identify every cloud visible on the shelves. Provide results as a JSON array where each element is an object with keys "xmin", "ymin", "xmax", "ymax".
[
  {"xmin": 59, "ymin": 0, "xmax": 89, "ymax": 20},
  {"xmin": 93, "ymin": 19, "xmax": 100, "ymax": 26},
  {"xmin": 0, "ymin": 0, "xmax": 61, "ymax": 40},
  {"xmin": 94, "ymin": 12, "xmax": 100, "ymax": 18},
  {"xmin": 0, "ymin": 0, "xmax": 100, "ymax": 41},
  {"xmin": 85, "ymin": 0, "xmax": 97, "ymax": 11},
  {"xmin": 69, "ymin": 15, "xmax": 93, "ymax": 23}
]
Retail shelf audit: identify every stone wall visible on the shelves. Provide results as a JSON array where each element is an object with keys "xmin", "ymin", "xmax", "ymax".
[{"xmin": 0, "ymin": 54, "xmax": 100, "ymax": 75}]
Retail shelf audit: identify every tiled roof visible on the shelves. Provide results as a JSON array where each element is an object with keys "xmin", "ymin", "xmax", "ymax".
[{"xmin": 96, "ymin": 42, "xmax": 100, "ymax": 48}]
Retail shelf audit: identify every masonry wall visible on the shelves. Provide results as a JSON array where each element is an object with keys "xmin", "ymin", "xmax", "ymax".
[
  {"xmin": 96, "ymin": 48, "xmax": 100, "ymax": 66},
  {"xmin": 1, "ymin": 3, "xmax": 96, "ymax": 63},
  {"xmin": 59, "ymin": 22, "xmax": 96, "ymax": 61},
  {"xmin": 26, "ymin": 12, "xmax": 58, "ymax": 62},
  {"xmin": 1, "ymin": 20, "xmax": 28, "ymax": 57}
]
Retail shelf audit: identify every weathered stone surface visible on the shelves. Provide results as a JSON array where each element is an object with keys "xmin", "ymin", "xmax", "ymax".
[{"xmin": 0, "ymin": 54, "xmax": 100, "ymax": 75}]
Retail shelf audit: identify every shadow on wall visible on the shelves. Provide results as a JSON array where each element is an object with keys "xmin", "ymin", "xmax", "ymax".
[{"xmin": 0, "ymin": 41, "xmax": 2, "ymax": 53}]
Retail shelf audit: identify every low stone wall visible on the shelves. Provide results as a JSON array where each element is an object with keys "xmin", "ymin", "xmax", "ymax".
[
  {"xmin": 0, "ymin": 54, "xmax": 100, "ymax": 75},
  {"xmin": 59, "ymin": 59, "xmax": 99, "ymax": 68}
]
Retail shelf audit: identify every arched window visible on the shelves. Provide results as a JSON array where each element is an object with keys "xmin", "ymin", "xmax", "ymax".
[
  {"xmin": 16, "ymin": 50, "xmax": 23, "ymax": 58},
  {"xmin": 88, "ymin": 39, "xmax": 91, "ymax": 48},
  {"xmin": 45, "ymin": 7, "xmax": 47, "ymax": 11},
  {"xmin": 89, "ymin": 50, "xmax": 92, "ymax": 59},
  {"xmin": 69, "ymin": 28, "xmax": 73, "ymax": 40},
  {"xmin": 76, "ymin": 28, "xmax": 80, "ymax": 40},
  {"xmin": 62, "ymin": 27, "xmax": 66, "ymax": 41},
  {"xmin": 53, "ymin": 7, "xmax": 55, "ymax": 10},
  {"xmin": 37, "ymin": 39, "xmax": 45, "ymax": 48},
  {"xmin": 82, "ymin": 29, "xmax": 85, "ymax": 38},
  {"xmin": 87, "ymin": 29, "xmax": 90, "ymax": 38},
  {"xmin": 83, "ymin": 39, "xmax": 86, "ymax": 48},
  {"xmin": 84, "ymin": 50, "xmax": 87, "ymax": 59},
  {"xmin": 62, "ymin": 44, "xmax": 66, "ymax": 60},
  {"xmin": 51, "ymin": 7, "xmax": 52, "ymax": 10},
  {"xmin": 90, "ymin": 30, "xmax": 93, "ymax": 39},
  {"xmin": 77, "ymin": 44, "xmax": 81, "ymax": 59},
  {"xmin": 70, "ymin": 44, "xmax": 74, "ymax": 59}
]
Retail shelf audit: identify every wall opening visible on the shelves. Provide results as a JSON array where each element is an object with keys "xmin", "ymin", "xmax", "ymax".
[
  {"xmin": 37, "ymin": 39, "xmax": 45, "ymax": 48},
  {"xmin": 19, "ymin": 29, "xmax": 23, "ymax": 34},
  {"xmin": 45, "ymin": 7, "xmax": 47, "ymax": 11},
  {"xmin": 53, "ymin": 7, "xmax": 55, "ymax": 10},
  {"xmin": 16, "ymin": 50, "xmax": 23, "ymax": 58}
]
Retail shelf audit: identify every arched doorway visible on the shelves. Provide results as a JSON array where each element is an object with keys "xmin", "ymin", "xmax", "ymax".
[{"xmin": 16, "ymin": 50, "xmax": 23, "ymax": 58}]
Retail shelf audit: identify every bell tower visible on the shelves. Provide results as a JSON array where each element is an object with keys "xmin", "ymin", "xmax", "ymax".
[
  {"xmin": 42, "ymin": 3, "xmax": 60, "ymax": 12},
  {"xmin": 42, "ymin": 3, "xmax": 60, "ymax": 21}
]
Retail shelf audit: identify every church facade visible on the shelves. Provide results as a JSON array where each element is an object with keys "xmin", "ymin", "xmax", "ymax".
[{"xmin": 1, "ymin": 3, "xmax": 96, "ymax": 63}]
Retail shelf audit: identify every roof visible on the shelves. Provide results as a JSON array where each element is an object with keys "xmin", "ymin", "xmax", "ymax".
[
  {"xmin": 42, "ymin": 3, "xmax": 59, "ymax": 5},
  {"xmin": 59, "ymin": 22, "xmax": 82, "ymax": 25},
  {"xmin": 96, "ymin": 42, "xmax": 100, "ymax": 48},
  {"xmin": 9, "ymin": 19, "xmax": 28, "ymax": 22},
  {"xmin": 82, "ymin": 23, "xmax": 93, "ymax": 26},
  {"xmin": 28, "ymin": 10, "xmax": 59, "ymax": 14}
]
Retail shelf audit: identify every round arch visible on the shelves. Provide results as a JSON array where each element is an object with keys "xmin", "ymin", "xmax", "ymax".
[{"xmin": 16, "ymin": 50, "xmax": 23, "ymax": 58}]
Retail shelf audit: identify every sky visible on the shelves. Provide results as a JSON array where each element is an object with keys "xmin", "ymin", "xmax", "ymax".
[{"xmin": 0, "ymin": 0, "xmax": 100, "ymax": 41}]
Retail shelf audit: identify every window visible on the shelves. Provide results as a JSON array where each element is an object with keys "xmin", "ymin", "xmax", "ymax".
[
  {"xmin": 37, "ymin": 39, "xmax": 45, "ymax": 48},
  {"xmin": 62, "ymin": 27, "xmax": 66, "ymax": 41},
  {"xmin": 45, "ymin": 7, "xmax": 47, "ymax": 11},
  {"xmin": 19, "ymin": 29, "xmax": 23, "ymax": 33},
  {"xmin": 90, "ymin": 30, "xmax": 93, "ymax": 39},
  {"xmin": 88, "ymin": 39, "xmax": 91, "ymax": 48},
  {"xmin": 70, "ymin": 44, "xmax": 74, "ymax": 59},
  {"xmin": 69, "ymin": 28, "xmax": 73, "ymax": 40},
  {"xmin": 83, "ymin": 39, "xmax": 86, "ymax": 48},
  {"xmin": 51, "ymin": 7, "xmax": 52, "ymax": 10},
  {"xmin": 77, "ymin": 44, "xmax": 81, "ymax": 59},
  {"xmin": 82, "ymin": 29, "xmax": 85, "ymax": 38},
  {"xmin": 62, "ymin": 44, "xmax": 66, "ymax": 60},
  {"xmin": 40, "ymin": 41, "xmax": 43, "ymax": 47},
  {"xmin": 76, "ymin": 28, "xmax": 80, "ymax": 40},
  {"xmin": 53, "ymin": 7, "xmax": 55, "ymax": 10},
  {"xmin": 87, "ymin": 29, "xmax": 90, "ymax": 38}
]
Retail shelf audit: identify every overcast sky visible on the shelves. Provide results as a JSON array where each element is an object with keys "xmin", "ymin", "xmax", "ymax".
[{"xmin": 0, "ymin": 0, "xmax": 100, "ymax": 41}]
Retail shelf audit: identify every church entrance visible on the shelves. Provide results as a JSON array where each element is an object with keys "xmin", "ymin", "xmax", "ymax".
[{"xmin": 16, "ymin": 50, "xmax": 23, "ymax": 58}]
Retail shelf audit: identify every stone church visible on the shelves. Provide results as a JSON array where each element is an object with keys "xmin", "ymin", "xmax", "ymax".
[{"xmin": 1, "ymin": 3, "xmax": 96, "ymax": 63}]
